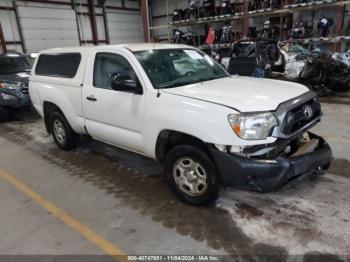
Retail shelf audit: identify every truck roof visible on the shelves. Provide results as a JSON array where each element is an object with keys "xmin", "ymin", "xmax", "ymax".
[{"xmin": 39, "ymin": 43, "xmax": 193, "ymax": 54}]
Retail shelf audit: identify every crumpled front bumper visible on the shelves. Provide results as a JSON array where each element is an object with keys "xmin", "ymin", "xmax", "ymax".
[{"xmin": 209, "ymin": 132, "xmax": 332, "ymax": 193}]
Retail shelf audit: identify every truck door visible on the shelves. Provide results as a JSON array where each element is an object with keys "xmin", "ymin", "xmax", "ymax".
[{"xmin": 82, "ymin": 51, "xmax": 145, "ymax": 153}]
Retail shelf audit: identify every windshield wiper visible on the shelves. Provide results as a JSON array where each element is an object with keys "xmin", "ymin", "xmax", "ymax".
[
  {"xmin": 159, "ymin": 80, "xmax": 196, "ymax": 89},
  {"xmin": 158, "ymin": 76, "xmax": 228, "ymax": 89},
  {"xmin": 198, "ymin": 75, "xmax": 228, "ymax": 82}
]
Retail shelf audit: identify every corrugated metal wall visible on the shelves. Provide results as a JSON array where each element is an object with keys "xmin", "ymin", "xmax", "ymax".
[
  {"xmin": 105, "ymin": 0, "xmax": 143, "ymax": 44},
  {"xmin": 0, "ymin": 0, "xmax": 22, "ymax": 52},
  {"xmin": 107, "ymin": 10, "xmax": 144, "ymax": 44},
  {"xmin": 0, "ymin": 0, "xmax": 144, "ymax": 53},
  {"xmin": 17, "ymin": 5, "xmax": 80, "ymax": 52}
]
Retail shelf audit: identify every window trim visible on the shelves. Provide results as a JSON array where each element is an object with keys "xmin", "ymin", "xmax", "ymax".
[
  {"xmin": 92, "ymin": 51, "xmax": 143, "ymax": 93},
  {"xmin": 35, "ymin": 52, "xmax": 82, "ymax": 78}
]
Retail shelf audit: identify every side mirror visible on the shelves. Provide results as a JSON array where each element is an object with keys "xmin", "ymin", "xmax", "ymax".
[{"xmin": 110, "ymin": 75, "xmax": 142, "ymax": 94}]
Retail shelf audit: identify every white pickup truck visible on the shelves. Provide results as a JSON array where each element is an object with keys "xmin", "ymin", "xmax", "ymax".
[{"xmin": 29, "ymin": 44, "xmax": 332, "ymax": 205}]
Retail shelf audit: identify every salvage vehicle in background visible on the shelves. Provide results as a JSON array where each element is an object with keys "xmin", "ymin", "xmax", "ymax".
[
  {"xmin": 279, "ymin": 41, "xmax": 350, "ymax": 94},
  {"xmin": 222, "ymin": 39, "xmax": 285, "ymax": 78},
  {"xmin": 332, "ymin": 49, "xmax": 350, "ymax": 66},
  {"xmin": 29, "ymin": 44, "xmax": 332, "ymax": 205},
  {"xmin": 299, "ymin": 51, "xmax": 350, "ymax": 93},
  {"xmin": 0, "ymin": 52, "xmax": 33, "ymax": 121},
  {"xmin": 279, "ymin": 41, "xmax": 309, "ymax": 79},
  {"xmin": 222, "ymin": 39, "xmax": 350, "ymax": 94}
]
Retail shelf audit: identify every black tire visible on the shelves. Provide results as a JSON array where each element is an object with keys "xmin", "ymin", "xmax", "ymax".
[
  {"xmin": 50, "ymin": 111, "xmax": 77, "ymax": 150},
  {"xmin": 0, "ymin": 107, "xmax": 9, "ymax": 122},
  {"xmin": 164, "ymin": 145, "xmax": 220, "ymax": 206}
]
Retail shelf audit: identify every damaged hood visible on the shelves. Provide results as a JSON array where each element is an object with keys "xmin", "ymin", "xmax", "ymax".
[{"xmin": 163, "ymin": 76, "xmax": 309, "ymax": 112}]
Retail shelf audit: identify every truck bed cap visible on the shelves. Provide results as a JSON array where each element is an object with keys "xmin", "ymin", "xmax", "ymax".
[{"xmin": 39, "ymin": 43, "xmax": 192, "ymax": 54}]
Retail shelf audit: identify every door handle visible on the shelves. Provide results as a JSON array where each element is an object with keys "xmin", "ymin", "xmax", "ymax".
[{"xmin": 86, "ymin": 95, "xmax": 97, "ymax": 102}]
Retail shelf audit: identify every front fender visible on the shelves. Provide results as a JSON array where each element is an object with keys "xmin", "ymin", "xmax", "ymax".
[{"xmin": 142, "ymin": 92, "xmax": 277, "ymax": 158}]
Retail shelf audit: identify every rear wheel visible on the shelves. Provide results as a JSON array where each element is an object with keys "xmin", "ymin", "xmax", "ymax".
[
  {"xmin": 50, "ymin": 111, "xmax": 77, "ymax": 150},
  {"xmin": 164, "ymin": 145, "xmax": 220, "ymax": 206}
]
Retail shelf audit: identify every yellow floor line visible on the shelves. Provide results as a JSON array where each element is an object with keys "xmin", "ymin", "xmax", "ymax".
[{"xmin": 0, "ymin": 169, "xmax": 128, "ymax": 262}]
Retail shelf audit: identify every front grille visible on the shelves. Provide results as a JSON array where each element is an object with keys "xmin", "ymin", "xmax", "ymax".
[
  {"xmin": 281, "ymin": 98, "xmax": 321, "ymax": 135},
  {"xmin": 20, "ymin": 86, "xmax": 29, "ymax": 94}
]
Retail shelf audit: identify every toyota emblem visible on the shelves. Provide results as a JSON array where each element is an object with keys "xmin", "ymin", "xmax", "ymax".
[{"xmin": 303, "ymin": 105, "xmax": 313, "ymax": 119}]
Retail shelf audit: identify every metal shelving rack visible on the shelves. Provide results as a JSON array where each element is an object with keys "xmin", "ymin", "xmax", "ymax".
[{"xmin": 150, "ymin": 0, "xmax": 350, "ymax": 51}]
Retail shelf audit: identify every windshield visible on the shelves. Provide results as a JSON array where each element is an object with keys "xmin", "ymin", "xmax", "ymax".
[
  {"xmin": 0, "ymin": 55, "xmax": 34, "ymax": 74},
  {"xmin": 134, "ymin": 49, "xmax": 228, "ymax": 89}
]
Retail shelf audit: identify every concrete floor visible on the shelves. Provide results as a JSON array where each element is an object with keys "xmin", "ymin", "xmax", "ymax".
[{"xmin": 0, "ymin": 97, "xmax": 349, "ymax": 259}]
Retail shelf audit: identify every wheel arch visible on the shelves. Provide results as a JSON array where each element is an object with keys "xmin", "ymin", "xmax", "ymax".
[
  {"xmin": 155, "ymin": 129, "xmax": 211, "ymax": 162},
  {"xmin": 43, "ymin": 101, "xmax": 65, "ymax": 133}
]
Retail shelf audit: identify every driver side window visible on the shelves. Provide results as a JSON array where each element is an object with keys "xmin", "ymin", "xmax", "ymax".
[{"xmin": 93, "ymin": 53, "xmax": 138, "ymax": 90}]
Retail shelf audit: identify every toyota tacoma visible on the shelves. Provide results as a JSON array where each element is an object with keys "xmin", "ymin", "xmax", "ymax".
[{"xmin": 29, "ymin": 44, "xmax": 332, "ymax": 205}]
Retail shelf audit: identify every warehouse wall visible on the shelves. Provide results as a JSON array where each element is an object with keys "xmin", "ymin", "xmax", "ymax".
[
  {"xmin": 75, "ymin": 0, "xmax": 105, "ymax": 45},
  {"xmin": 0, "ymin": 0, "xmax": 143, "ymax": 53},
  {"xmin": 17, "ymin": 3, "xmax": 79, "ymax": 52},
  {"xmin": 105, "ymin": 0, "xmax": 143, "ymax": 44},
  {"xmin": 0, "ymin": 0, "xmax": 22, "ymax": 52},
  {"xmin": 107, "ymin": 10, "xmax": 144, "ymax": 44}
]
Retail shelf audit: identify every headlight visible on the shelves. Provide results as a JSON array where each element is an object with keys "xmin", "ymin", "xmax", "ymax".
[
  {"xmin": 0, "ymin": 93, "xmax": 15, "ymax": 100},
  {"xmin": 228, "ymin": 112, "xmax": 278, "ymax": 140},
  {"xmin": 0, "ymin": 82, "xmax": 21, "ymax": 90}
]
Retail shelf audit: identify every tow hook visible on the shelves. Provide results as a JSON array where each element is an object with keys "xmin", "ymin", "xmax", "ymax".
[
  {"xmin": 247, "ymin": 176, "xmax": 262, "ymax": 192},
  {"xmin": 315, "ymin": 165, "xmax": 326, "ymax": 176}
]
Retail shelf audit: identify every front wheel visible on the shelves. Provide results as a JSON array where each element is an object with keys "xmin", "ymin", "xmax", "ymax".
[{"xmin": 164, "ymin": 145, "xmax": 220, "ymax": 206}]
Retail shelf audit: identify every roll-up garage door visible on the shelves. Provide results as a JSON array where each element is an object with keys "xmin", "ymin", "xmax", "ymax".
[
  {"xmin": 106, "ymin": 10, "xmax": 144, "ymax": 44},
  {"xmin": 17, "ymin": 6, "xmax": 80, "ymax": 52}
]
